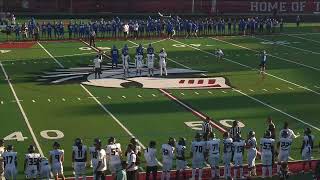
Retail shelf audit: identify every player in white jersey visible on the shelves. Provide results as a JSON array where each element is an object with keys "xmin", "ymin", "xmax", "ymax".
[
  {"xmin": 105, "ymin": 137, "xmax": 122, "ymax": 177},
  {"xmin": 206, "ymin": 132, "xmax": 220, "ymax": 179},
  {"xmin": 191, "ymin": 133, "xmax": 206, "ymax": 180},
  {"xmin": 260, "ymin": 130, "xmax": 275, "ymax": 178},
  {"xmin": 135, "ymin": 54, "xmax": 143, "ymax": 76},
  {"xmin": 0, "ymin": 139, "xmax": 5, "ymax": 179},
  {"xmin": 89, "ymin": 139, "xmax": 99, "ymax": 179},
  {"xmin": 233, "ymin": 134, "xmax": 246, "ymax": 180},
  {"xmin": 72, "ymin": 138, "xmax": 87, "ymax": 180},
  {"xmin": 122, "ymin": 44, "xmax": 130, "ymax": 78},
  {"xmin": 49, "ymin": 142, "xmax": 65, "ymax": 180},
  {"xmin": 161, "ymin": 137, "xmax": 175, "ymax": 180},
  {"xmin": 301, "ymin": 128, "xmax": 314, "ymax": 173},
  {"xmin": 222, "ymin": 132, "xmax": 233, "ymax": 179},
  {"xmin": 175, "ymin": 138, "xmax": 187, "ymax": 180},
  {"xmin": 147, "ymin": 44, "xmax": 155, "ymax": 76},
  {"xmin": 24, "ymin": 145, "xmax": 41, "ymax": 180},
  {"xmin": 144, "ymin": 141, "xmax": 158, "ymax": 180},
  {"xmin": 277, "ymin": 131, "xmax": 292, "ymax": 174},
  {"xmin": 246, "ymin": 130, "xmax": 257, "ymax": 177},
  {"xmin": 2, "ymin": 145, "xmax": 17, "ymax": 180},
  {"xmin": 130, "ymin": 138, "xmax": 142, "ymax": 165},
  {"xmin": 215, "ymin": 48, "xmax": 224, "ymax": 61},
  {"xmin": 39, "ymin": 156, "xmax": 51, "ymax": 180},
  {"xmin": 159, "ymin": 48, "xmax": 168, "ymax": 76},
  {"xmin": 94, "ymin": 138, "xmax": 107, "ymax": 180}
]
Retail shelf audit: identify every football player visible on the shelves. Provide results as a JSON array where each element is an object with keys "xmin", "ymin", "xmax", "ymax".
[
  {"xmin": 94, "ymin": 138, "xmax": 107, "ymax": 180},
  {"xmin": 72, "ymin": 138, "xmax": 87, "ymax": 180},
  {"xmin": 89, "ymin": 139, "xmax": 99, "ymax": 179},
  {"xmin": 277, "ymin": 131, "xmax": 292, "ymax": 174},
  {"xmin": 24, "ymin": 145, "xmax": 41, "ymax": 180},
  {"xmin": 222, "ymin": 132, "xmax": 233, "ymax": 179},
  {"xmin": 206, "ymin": 132, "xmax": 220, "ymax": 179},
  {"xmin": 246, "ymin": 130, "xmax": 257, "ymax": 177},
  {"xmin": 259, "ymin": 50, "xmax": 267, "ymax": 74},
  {"xmin": 105, "ymin": 137, "xmax": 122, "ymax": 178},
  {"xmin": 176, "ymin": 137, "xmax": 187, "ymax": 180},
  {"xmin": 191, "ymin": 133, "xmax": 206, "ymax": 180},
  {"xmin": 2, "ymin": 145, "xmax": 17, "ymax": 180},
  {"xmin": 260, "ymin": 130, "xmax": 275, "ymax": 178},
  {"xmin": 159, "ymin": 48, "xmax": 168, "ymax": 76},
  {"xmin": 122, "ymin": 44, "xmax": 130, "ymax": 78},
  {"xmin": 49, "ymin": 142, "xmax": 65, "ymax": 180},
  {"xmin": 147, "ymin": 44, "xmax": 155, "ymax": 76},
  {"xmin": 144, "ymin": 141, "xmax": 158, "ymax": 180},
  {"xmin": 301, "ymin": 128, "xmax": 314, "ymax": 173},
  {"xmin": 111, "ymin": 45, "xmax": 119, "ymax": 69},
  {"xmin": 215, "ymin": 48, "xmax": 224, "ymax": 61},
  {"xmin": 233, "ymin": 134, "xmax": 246, "ymax": 180},
  {"xmin": 130, "ymin": 138, "xmax": 142, "ymax": 165},
  {"xmin": 135, "ymin": 44, "xmax": 144, "ymax": 76},
  {"xmin": 39, "ymin": 156, "xmax": 51, "ymax": 180},
  {"xmin": 0, "ymin": 139, "xmax": 5, "ymax": 180},
  {"xmin": 161, "ymin": 137, "xmax": 175, "ymax": 180}
]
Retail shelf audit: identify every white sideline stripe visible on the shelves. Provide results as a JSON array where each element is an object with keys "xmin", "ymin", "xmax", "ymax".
[
  {"xmin": 234, "ymin": 88, "xmax": 320, "ymax": 132},
  {"xmin": 0, "ymin": 62, "xmax": 44, "ymax": 156},
  {"xmin": 54, "ymin": 52, "xmax": 96, "ymax": 58},
  {"xmin": 210, "ymin": 37, "xmax": 320, "ymax": 71},
  {"xmin": 283, "ymin": 33, "xmax": 320, "ymax": 44},
  {"xmin": 252, "ymin": 36, "xmax": 320, "ymax": 55},
  {"xmin": 171, "ymin": 39, "xmax": 320, "ymax": 96},
  {"xmin": 37, "ymin": 42, "xmax": 64, "ymax": 68},
  {"xmin": 81, "ymin": 84, "xmax": 163, "ymax": 167},
  {"xmin": 166, "ymin": 39, "xmax": 320, "ymax": 132}
]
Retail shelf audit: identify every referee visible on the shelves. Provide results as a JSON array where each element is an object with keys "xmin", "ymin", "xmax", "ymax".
[
  {"xmin": 229, "ymin": 120, "xmax": 241, "ymax": 140},
  {"xmin": 202, "ymin": 117, "xmax": 213, "ymax": 141}
]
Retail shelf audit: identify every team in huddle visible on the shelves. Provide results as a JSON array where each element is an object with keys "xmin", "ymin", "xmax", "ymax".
[{"xmin": 109, "ymin": 44, "xmax": 168, "ymax": 78}]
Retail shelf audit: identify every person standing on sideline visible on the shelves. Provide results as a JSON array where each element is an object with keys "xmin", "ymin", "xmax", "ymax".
[
  {"xmin": 133, "ymin": 22, "xmax": 139, "ymax": 39},
  {"xmin": 116, "ymin": 161, "xmax": 127, "ymax": 180},
  {"xmin": 126, "ymin": 144, "xmax": 138, "ymax": 180},
  {"xmin": 111, "ymin": 45, "xmax": 119, "ymax": 69},
  {"xmin": 159, "ymin": 48, "xmax": 168, "ymax": 76},
  {"xmin": 89, "ymin": 29, "xmax": 96, "ymax": 47},
  {"xmin": 202, "ymin": 117, "xmax": 213, "ymax": 141},
  {"xmin": 0, "ymin": 139, "xmax": 5, "ymax": 180},
  {"xmin": 259, "ymin": 50, "xmax": 267, "ymax": 74},
  {"xmin": 267, "ymin": 116, "xmax": 276, "ymax": 139},
  {"xmin": 296, "ymin": 15, "xmax": 300, "ymax": 27},
  {"xmin": 123, "ymin": 23, "xmax": 129, "ymax": 40},
  {"xmin": 93, "ymin": 55, "xmax": 102, "ymax": 79},
  {"xmin": 144, "ymin": 141, "xmax": 158, "ymax": 180}
]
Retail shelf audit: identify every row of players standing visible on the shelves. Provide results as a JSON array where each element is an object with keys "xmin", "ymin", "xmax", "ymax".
[
  {"xmin": 7, "ymin": 16, "xmax": 285, "ymax": 41},
  {"xmin": 93, "ymin": 44, "xmax": 168, "ymax": 79}
]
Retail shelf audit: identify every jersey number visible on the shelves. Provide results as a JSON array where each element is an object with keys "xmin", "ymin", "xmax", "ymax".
[{"xmin": 195, "ymin": 146, "xmax": 203, "ymax": 153}]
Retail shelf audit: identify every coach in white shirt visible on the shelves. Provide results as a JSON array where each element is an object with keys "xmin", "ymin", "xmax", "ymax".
[
  {"xmin": 93, "ymin": 55, "xmax": 102, "ymax": 79},
  {"xmin": 123, "ymin": 23, "xmax": 129, "ymax": 39}
]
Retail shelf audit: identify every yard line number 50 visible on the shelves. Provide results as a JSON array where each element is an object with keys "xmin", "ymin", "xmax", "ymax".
[{"xmin": 3, "ymin": 130, "xmax": 64, "ymax": 142}]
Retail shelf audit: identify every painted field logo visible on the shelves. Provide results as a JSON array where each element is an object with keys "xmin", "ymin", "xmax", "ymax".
[{"xmin": 38, "ymin": 63, "xmax": 231, "ymax": 90}]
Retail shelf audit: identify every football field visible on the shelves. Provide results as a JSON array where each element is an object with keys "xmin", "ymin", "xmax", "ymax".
[{"xmin": 0, "ymin": 26, "xmax": 320, "ymax": 178}]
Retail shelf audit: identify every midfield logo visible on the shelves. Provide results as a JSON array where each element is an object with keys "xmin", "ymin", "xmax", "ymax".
[{"xmin": 38, "ymin": 63, "xmax": 231, "ymax": 90}]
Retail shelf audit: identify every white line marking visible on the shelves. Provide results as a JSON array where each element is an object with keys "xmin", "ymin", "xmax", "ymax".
[
  {"xmin": 195, "ymin": 92, "xmax": 199, "ymax": 95},
  {"xmin": 200, "ymin": 73, "xmax": 207, "ymax": 76},
  {"xmin": 1, "ymin": 101, "xmax": 3, "ymax": 104},
  {"xmin": 54, "ymin": 52, "xmax": 96, "ymax": 58},
  {"xmin": 171, "ymin": 39, "xmax": 320, "ymax": 95},
  {"xmin": 77, "ymin": 97, "xmax": 81, "ymax": 100},
  {"xmin": 122, "ymin": 96, "xmax": 126, "ymax": 99},
  {"xmin": 152, "ymin": 94, "xmax": 156, "ymax": 97},
  {"xmin": 249, "ymin": 89, "xmax": 255, "ymax": 92},
  {"xmin": 284, "ymin": 33, "xmax": 320, "ymax": 44},
  {"xmin": 262, "ymin": 89, "xmax": 268, "ymax": 92},
  {"xmin": 181, "ymin": 92, "xmax": 185, "ymax": 96},
  {"xmin": 62, "ymin": 98, "xmax": 66, "ymax": 101},
  {"xmin": 138, "ymin": 95, "xmax": 142, "ymax": 98},
  {"xmin": 315, "ymin": 85, "xmax": 320, "ymax": 89},
  {"xmin": 222, "ymin": 90, "xmax": 227, "ymax": 93},
  {"xmin": 107, "ymin": 96, "xmax": 112, "ymax": 99},
  {"xmin": 276, "ymin": 88, "xmax": 281, "ymax": 91},
  {"xmin": 208, "ymin": 91, "xmax": 212, "ymax": 94},
  {"xmin": 80, "ymin": 84, "xmax": 162, "ymax": 166},
  {"xmin": 209, "ymin": 37, "xmax": 320, "ymax": 71},
  {"xmin": 288, "ymin": 87, "xmax": 294, "ymax": 90},
  {"xmin": 37, "ymin": 42, "xmax": 64, "ymax": 68},
  {"xmin": 0, "ymin": 62, "xmax": 44, "ymax": 156},
  {"xmin": 48, "ymin": 99, "xmax": 51, "ymax": 102},
  {"xmin": 234, "ymin": 88, "xmax": 320, "ymax": 132},
  {"xmin": 252, "ymin": 36, "xmax": 320, "ymax": 55},
  {"xmin": 32, "ymin": 100, "xmax": 36, "ymax": 103}
]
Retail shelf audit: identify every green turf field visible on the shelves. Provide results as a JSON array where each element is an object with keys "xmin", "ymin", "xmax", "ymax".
[{"xmin": 0, "ymin": 24, "xmax": 319, "ymax": 179}]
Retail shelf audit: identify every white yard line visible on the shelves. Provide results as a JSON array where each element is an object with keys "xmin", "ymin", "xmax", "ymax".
[
  {"xmin": 209, "ymin": 37, "xmax": 320, "ymax": 71},
  {"xmin": 170, "ymin": 39, "xmax": 320, "ymax": 96},
  {"xmin": 283, "ymin": 33, "xmax": 320, "ymax": 44},
  {"xmin": 234, "ymin": 88, "xmax": 320, "ymax": 132},
  {"xmin": 252, "ymin": 36, "xmax": 320, "ymax": 55},
  {"xmin": 0, "ymin": 62, "xmax": 44, "ymax": 156},
  {"xmin": 54, "ymin": 52, "xmax": 96, "ymax": 58},
  {"xmin": 37, "ymin": 42, "xmax": 64, "ymax": 68}
]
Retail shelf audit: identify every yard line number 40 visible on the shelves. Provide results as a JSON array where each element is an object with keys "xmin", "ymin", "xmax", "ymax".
[{"xmin": 3, "ymin": 130, "xmax": 64, "ymax": 142}]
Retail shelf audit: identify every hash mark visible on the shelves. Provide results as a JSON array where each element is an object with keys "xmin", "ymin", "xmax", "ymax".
[
  {"xmin": 48, "ymin": 99, "xmax": 51, "ymax": 102},
  {"xmin": 62, "ymin": 98, "xmax": 66, "ymax": 101},
  {"xmin": 276, "ymin": 88, "xmax": 281, "ymax": 91},
  {"xmin": 222, "ymin": 90, "xmax": 227, "ymax": 93},
  {"xmin": 152, "ymin": 94, "xmax": 156, "ymax": 97},
  {"xmin": 181, "ymin": 92, "xmax": 185, "ymax": 96},
  {"xmin": 1, "ymin": 101, "xmax": 3, "ymax": 104},
  {"xmin": 208, "ymin": 91, "xmax": 212, "ymax": 94},
  {"xmin": 288, "ymin": 87, "xmax": 294, "ymax": 90},
  {"xmin": 138, "ymin": 95, "xmax": 142, "ymax": 98},
  {"xmin": 122, "ymin": 96, "xmax": 126, "ymax": 99},
  {"xmin": 249, "ymin": 89, "xmax": 255, "ymax": 92},
  {"xmin": 32, "ymin": 100, "xmax": 36, "ymax": 103},
  {"xmin": 77, "ymin": 97, "xmax": 81, "ymax": 100},
  {"xmin": 262, "ymin": 89, "xmax": 268, "ymax": 92},
  {"xmin": 195, "ymin": 92, "xmax": 199, "ymax": 95}
]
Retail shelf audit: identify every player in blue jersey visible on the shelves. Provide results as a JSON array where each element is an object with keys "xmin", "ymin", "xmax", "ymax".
[
  {"xmin": 135, "ymin": 44, "xmax": 144, "ymax": 76},
  {"xmin": 110, "ymin": 45, "xmax": 119, "ymax": 69}
]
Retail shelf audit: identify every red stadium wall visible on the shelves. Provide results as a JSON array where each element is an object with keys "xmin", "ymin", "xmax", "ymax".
[{"xmin": 2, "ymin": 0, "xmax": 319, "ymax": 14}]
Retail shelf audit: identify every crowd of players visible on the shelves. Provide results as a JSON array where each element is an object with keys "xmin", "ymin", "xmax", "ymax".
[
  {"xmin": 0, "ymin": 118, "xmax": 318, "ymax": 180},
  {"xmin": 1, "ymin": 15, "xmax": 287, "ymax": 41}
]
